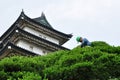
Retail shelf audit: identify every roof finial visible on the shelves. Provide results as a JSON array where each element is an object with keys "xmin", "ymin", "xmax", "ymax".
[
  {"xmin": 41, "ymin": 12, "xmax": 45, "ymax": 17},
  {"xmin": 21, "ymin": 9, "xmax": 25, "ymax": 17},
  {"xmin": 22, "ymin": 9, "xmax": 24, "ymax": 13}
]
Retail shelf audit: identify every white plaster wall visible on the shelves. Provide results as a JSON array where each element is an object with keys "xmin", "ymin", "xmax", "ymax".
[
  {"xmin": 16, "ymin": 40, "xmax": 49, "ymax": 55},
  {"xmin": 23, "ymin": 27, "xmax": 59, "ymax": 44}
]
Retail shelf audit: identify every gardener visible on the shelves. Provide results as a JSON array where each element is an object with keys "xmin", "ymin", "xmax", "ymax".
[{"xmin": 76, "ymin": 36, "xmax": 91, "ymax": 47}]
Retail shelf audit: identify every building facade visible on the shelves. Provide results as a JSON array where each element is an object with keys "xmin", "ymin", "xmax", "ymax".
[{"xmin": 0, "ymin": 11, "xmax": 72, "ymax": 59}]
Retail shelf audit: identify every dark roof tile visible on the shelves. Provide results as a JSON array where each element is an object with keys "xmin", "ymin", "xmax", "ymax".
[{"xmin": 33, "ymin": 12, "xmax": 53, "ymax": 29}]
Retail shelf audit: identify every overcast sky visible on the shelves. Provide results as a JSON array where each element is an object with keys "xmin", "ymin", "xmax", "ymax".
[{"xmin": 0, "ymin": 0, "xmax": 120, "ymax": 49}]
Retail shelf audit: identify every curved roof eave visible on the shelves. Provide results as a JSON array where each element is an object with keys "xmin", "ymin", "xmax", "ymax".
[{"xmin": 0, "ymin": 12, "xmax": 23, "ymax": 41}]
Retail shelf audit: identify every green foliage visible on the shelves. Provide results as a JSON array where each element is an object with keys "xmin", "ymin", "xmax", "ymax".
[
  {"xmin": 7, "ymin": 71, "xmax": 41, "ymax": 80},
  {"xmin": 91, "ymin": 41, "xmax": 110, "ymax": 47},
  {"xmin": 0, "ymin": 41, "xmax": 120, "ymax": 80}
]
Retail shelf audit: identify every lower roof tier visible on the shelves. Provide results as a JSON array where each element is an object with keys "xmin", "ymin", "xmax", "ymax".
[{"xmin": 0, "ymin": 42, "xmax": 37, "ymax": 59}]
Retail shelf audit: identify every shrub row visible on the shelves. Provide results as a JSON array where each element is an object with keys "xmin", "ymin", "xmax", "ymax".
[{"xmin": 0, "ymin": 41, "xmax": 120, "ymax": 80}]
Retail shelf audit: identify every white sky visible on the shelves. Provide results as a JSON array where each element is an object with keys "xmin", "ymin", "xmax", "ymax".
[{"xmin": 0, "ymin": 0, "xmax": 120, "ymax": 49}]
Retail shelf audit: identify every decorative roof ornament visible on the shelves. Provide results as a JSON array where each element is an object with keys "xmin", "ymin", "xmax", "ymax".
[
  {"xmin": 8, "ymin": 46, "xmax": 11, "ymax": 49},
  {"xmin": 21, "ymin": 16, "xmax": 24, "ymax": 19},
  {"xmin": 41, "ymin": 12, "xmax": 45, "ymax": 18},
  {"xmin": 15, "ymin": 30, "xmax": 19, "ymax": 33},
  {"xmin": 20, "ymin": 9, "xmax": 25, "ymax": 18},
  {"xmin": 21, "ymin": 9, "xmax": 25, "ymax": 14}
]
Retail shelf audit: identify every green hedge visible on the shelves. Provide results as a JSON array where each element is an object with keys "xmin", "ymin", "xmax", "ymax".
[{"xmin": 0, "ymin": 41, "xmax": 120, "ymax": 80}]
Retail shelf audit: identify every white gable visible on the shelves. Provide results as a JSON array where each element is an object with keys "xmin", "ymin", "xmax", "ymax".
[{"xmin": 23, "ymin": 26, "xmax": 59, "ymax": 45}]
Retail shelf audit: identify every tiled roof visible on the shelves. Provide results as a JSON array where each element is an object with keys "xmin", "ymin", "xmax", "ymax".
[{"xmin": 33, "ymin": 12, "xmax": 53, "ymax": 29}]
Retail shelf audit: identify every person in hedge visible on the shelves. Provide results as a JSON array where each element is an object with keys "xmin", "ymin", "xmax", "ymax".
[{"xmin": 76, "ymin": 36, "xmax": 91, "ymax": 47}]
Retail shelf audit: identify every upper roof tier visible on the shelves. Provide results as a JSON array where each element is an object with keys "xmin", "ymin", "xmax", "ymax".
[
  {"xmin": 33, "ymin": 12, "xmax": 53, "ymax": 29},
  {"xmin": 20, "ymin": 11, "xmax": 72, "ymax": 39}
]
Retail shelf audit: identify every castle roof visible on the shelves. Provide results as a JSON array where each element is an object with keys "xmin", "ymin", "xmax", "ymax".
[{"xmin": 33, "ymin": 12, "xmax": 53, "ymax": 29}]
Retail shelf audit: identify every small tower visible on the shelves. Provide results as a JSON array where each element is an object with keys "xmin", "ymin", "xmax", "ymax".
[{"xmin": 0, "ymin": 11, "xmax": 72, "ymax": 59}]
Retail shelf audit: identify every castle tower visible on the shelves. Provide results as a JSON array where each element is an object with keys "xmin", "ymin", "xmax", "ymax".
[{"xmin": 0, "ymin": 11, "xmax": 72, "ymax": 58}]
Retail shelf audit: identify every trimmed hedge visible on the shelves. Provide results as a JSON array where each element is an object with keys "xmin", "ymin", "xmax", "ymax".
[{"xmin": 0, "ymin": 41, "xmax": 120, "ymax": 80}]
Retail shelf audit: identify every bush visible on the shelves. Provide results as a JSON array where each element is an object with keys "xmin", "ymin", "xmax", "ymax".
[
  {"xmin": 7, "ymin": 71, "xmax": 42, "ymax": 80},
  {"xmin": 0, "ymin": 41, "xmax": 120, "ymax": 80},
  {"xmin": 91, "ymin": 41, "xmax": 110, "ymax": 47}
]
